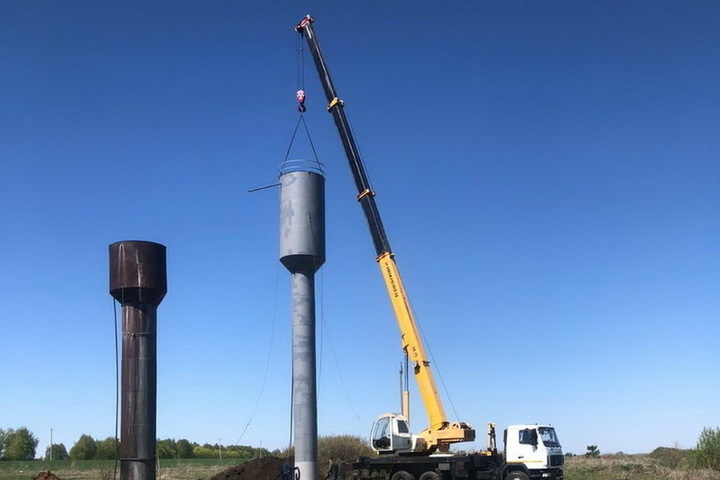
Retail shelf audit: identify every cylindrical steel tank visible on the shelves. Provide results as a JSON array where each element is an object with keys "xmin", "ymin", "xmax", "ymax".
[
  {"xmin": 110, "ymin": 241, "xmax": 167, "ymax": 306},
  {"xmin": 279, "ymin": 160, "xmax": 326, "ymax": 274},
  {"xmin": 109, "ymin": 240, "xmax": 167, "ymax": 480}
]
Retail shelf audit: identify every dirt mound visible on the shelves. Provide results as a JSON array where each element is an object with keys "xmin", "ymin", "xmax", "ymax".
[
  {"xmin": 208, "ymin": 457, "xmax": 285, "ymax": 480},
  {"xmin": 33, "ymin": 472, "xmax": 62, "ymax": 480}
]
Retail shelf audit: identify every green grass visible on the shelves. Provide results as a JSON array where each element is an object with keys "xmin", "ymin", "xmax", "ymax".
[
  {"xmin": 564, "ymin": 454, "xmax": 719, "ymax": 480},
  {"xmin": 0, "ymin": 456, "xmax": 718, "ymax": 480},
  {"xmin": 0, "ymin": 459, "xmax": 114, "ymax": 480},
  {"xmin": 0, "ymin": 458, "xmax": 249, "ymax": 480}
]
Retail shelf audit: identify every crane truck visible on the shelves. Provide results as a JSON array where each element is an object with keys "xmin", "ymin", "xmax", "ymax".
[{"xmin": 295, "ymin": 15, "xmax": 564, "ymax": 480}]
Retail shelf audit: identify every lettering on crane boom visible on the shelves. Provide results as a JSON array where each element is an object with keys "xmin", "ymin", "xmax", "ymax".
[
  {"xmin": 410, "ymin": 346, "xmax": 420, "ymax": 362},
  {"xmin": 383, "ymin": 259, "xmax": 400, "ymax": 299}
]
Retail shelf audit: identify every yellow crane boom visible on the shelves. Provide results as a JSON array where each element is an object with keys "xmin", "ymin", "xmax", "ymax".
[{"xmin": 295, "ymin": 15, "xmax": 475, "ymax": 454}]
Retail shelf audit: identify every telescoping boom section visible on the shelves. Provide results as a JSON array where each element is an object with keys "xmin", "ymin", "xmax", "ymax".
[{"xmin": 295, "ymin": 14, "xmax": 474, "ymax": 454}]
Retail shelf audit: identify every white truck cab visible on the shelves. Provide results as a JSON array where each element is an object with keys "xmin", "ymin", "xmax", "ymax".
[{"xmin": 504, "ymin": 425, "xmax": 564, "ymax": 480}]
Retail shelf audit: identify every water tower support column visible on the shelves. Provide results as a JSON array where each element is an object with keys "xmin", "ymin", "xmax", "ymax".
[{"xmin": 279, "ymin": 162, "xmax": 325, "ymax": 480}]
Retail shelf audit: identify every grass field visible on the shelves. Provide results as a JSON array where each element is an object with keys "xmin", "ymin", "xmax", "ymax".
[
  {"xmin": 564, "ymin": 455, "xmax": 718, "ymax": 480},
  {"xmin": 0, "ymin": 456, "xmax": 717, "ymax": 480},
  {"xmin": 0, "ymin": 458, "xmax": 247, "ymax": 480}
]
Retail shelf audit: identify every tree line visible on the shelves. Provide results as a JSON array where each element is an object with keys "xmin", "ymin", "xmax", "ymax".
[
  {"xmin": 0, "ymin": 427, "xmax": 275, "ymax": 461},
  {"xmin": 4, "ymin": 426, "xmax": 719, "ymax": 471}
]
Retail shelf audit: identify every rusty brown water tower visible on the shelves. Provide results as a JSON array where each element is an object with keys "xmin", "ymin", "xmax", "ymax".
[{"xmin": 109, "ymin": 240, "xmax": 167, "ymax": 480}]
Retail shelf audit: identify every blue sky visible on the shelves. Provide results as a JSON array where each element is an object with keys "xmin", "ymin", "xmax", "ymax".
[{"xmin": 1, "ymin": 1, "xmax": 718, "ymax": 457}]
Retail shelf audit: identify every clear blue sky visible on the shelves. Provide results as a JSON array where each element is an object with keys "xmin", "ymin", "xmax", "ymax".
[{"xmin": 1, "ymin": 1, "xmax": 718, "ymax": 457}]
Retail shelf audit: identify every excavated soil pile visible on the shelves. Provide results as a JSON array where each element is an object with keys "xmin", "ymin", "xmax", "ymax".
[
  {"xmin": 208, "ymin": 457, "xmax": 285, "ymax": 480},
  {"xmin": 33, "ymin": 472, "xmax": 62, "ymax": 480}
]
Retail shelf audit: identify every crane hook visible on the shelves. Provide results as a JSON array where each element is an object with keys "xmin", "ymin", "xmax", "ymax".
[{"xmin": 296, "ymin": 89, "xmax": 307, "ymax": 113}]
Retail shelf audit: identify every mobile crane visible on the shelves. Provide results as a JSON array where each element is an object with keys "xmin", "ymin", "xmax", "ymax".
[{"xmin": 295, "ymin": 15, "xmax": 564, "ymax": 480}]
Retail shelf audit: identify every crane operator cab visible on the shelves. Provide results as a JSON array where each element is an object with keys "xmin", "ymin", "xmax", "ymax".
[{"xmin": 371, "ymin": 413, "xmax": 420, "ymax": 454}]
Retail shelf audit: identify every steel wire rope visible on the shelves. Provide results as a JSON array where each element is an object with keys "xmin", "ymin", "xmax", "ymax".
[
  {"xmin": 410, "ymin": 301, "xmax": 462, "ymax": 423},
  {"xmin": 287, "ymin": 350, "xmax": 294, "ymax": 457},
  {"xmin": 281, "ymin": 115, "xmax": 323, "ymax": 172},
  {"xmin": 283, "ymin": 116, "xmax": 304, "ymax": 163},
  {"xmin": 284, "ymin": 60, "xmax": 300, "ymax": 467},
  {"xmin": 320, "ymin": 313, "xmax": 364, "ymax": 424},
  {"xmin": 300, "ymin": 116, "xmax": 322, "ymax": 169},
  {"xmin": 306, "ymin": 212, "xmax": 325, "ymax": 403},
  {"xmin": 112, "ymin": 297, "xmax": 120, "ymax": 480},
  {"xmin": 240, "ymin": 104, "xmax": 308, "ymax": 447},
  {"xmin": 295, "ymin": 31, "xmax": 305, "ymax": 94},
  {"xmin": 284, "ymin": 36, "xmax": 321, "ymax": 171},
  {"xmin": 233, "ymin": 261, "xmax": 283, "ymax": 447},
  {"xmin": 296, "ymin": 33, "xmax": 301, "ymax": 90},
  {"xmin": 298, "ymin": 32, "xmax": 358, "ymax": 413},
  {"xmin": 335, "ymin": 102, "xmax": 408, "ymax": 425},
  {"xmin": 338, "ymin": 96, "xmax": 461, "ymax": 422},
  {"xmin": 280, "ymin": 36, "xmax": 325, "ymax": 470},
  {"xmin": 296, "ymin": 39, "xmax": 381, "ymax": 427},
  {"xmin": 318, "ymin": 267, "xmax": 324, "ymax": 401},
  {"xmin": 306, "ymin": 213, "xmax": 364, "ymax": 424}
]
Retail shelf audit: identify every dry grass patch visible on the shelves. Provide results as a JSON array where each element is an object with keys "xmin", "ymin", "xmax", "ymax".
[{"xmin": 565, "ymin": 454, "xmax": 718, "ymax": 480}]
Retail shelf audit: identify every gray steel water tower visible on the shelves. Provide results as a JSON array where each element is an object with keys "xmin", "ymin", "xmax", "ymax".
[{"xmin": 279, "ymin": 160, "xmax": 325, "ymax": 480}]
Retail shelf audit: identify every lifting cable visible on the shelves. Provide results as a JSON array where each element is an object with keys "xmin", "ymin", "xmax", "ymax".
[
  {"xmin": 412, "ymin": 305, "xmax": 462, "ymax": 423},
  {"xmin": 285, "ymin": 28, "xmax": 364, "ymax": 438},
  {"xmin": 282, "ymin": 32, "xmax": 322, "ymax": 172},
  {"xmin": 281, "ymin": 114, "xmax": 322, "ymax": 170},
  {"xmin": 247, "ymin": 35, "xmax": 322, "ymax": 457},
  {"xmin": 112, "ymin": 298, "xmax": 120, "ymax": 480},
  {"xmin": 296, "ymin": 31, "xmax": 305, "ymax": 96},
  {"xmin": 233, "ymin": 262, "xmax": 283, "ymax": 446},
  {"xmin": 307, "ymin": 215, "xmax": 362, "ymax": 425}
]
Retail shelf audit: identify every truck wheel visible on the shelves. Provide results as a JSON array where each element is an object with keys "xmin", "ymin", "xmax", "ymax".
[
  {"xmin": 506, "ymin": 472, "xmax": 529, "ymax": 480},
  {"xmin": 391, "ymin": 471, "xmax": 416, "ymax": 480},
  {"xmin": 419, "ymin": 472, "xmax": 440, "ymax": 480}
]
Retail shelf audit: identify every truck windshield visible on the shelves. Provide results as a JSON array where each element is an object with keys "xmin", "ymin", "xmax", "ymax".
[{"xmin": 539, "ymin": 427, "xmax": 560, "ymax": 446}]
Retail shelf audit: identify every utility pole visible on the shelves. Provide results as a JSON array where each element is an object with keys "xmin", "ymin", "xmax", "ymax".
[{"xmin": 50, "ymin": 428, "xmax": 53, "ymax": 461}]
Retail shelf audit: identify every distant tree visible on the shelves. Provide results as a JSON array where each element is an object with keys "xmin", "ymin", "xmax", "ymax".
[
  {"xmin": 96, "ymin": 437, "xmax": 118, "ymax": 460},
  {"xmin": 318, "ymin": 435, "xmax": 374, "ymax": 470},
  {"xmin": 176, "ymin": 439, "xmax": 193, "ymax": 458},
  {"xmin": 69, "ymin": 434, "xmax": 97, "ymax": 460},
  {"xmin": 564, "ymin": 452, "xmax": 574, "ymax": 458},
  {"xmin": 4, "ymin": 427, "xmax": 39, "ymax": 460},
  {"xmin": 690, "ymin": 427, "xmax": 720, "ymax": 471},
  {"xmin": 157, "ymin": 438, "xmax": 177, "ymax": 459},
  {"xmin": 585, "ymin": 445, "xmax": 600, "ymax": 457},
  {"xmin": 192, "ymin": 445, "xmax": 216, "ymax": 458},
  {"xmin": 0, "ymin": 428, "xmax": 6, "ymax": 459},
  {"xmin": 252, "ymin": 445, "xmax": 272, "ymax": 458},
  {"xmin": 44, "ymin": 443, "xmax": 69, "ymax": 461}
]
